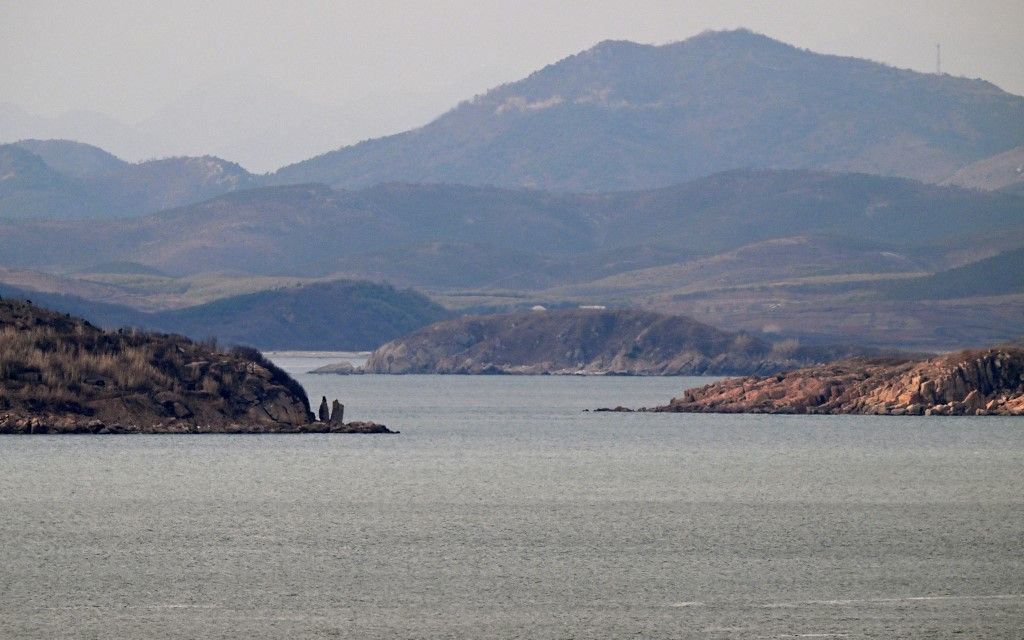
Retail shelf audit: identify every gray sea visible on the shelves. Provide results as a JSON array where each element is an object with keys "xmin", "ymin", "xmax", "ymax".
[{"xmin": 1, "ymin": 353, "xmax": 1023, "ymax": 639}]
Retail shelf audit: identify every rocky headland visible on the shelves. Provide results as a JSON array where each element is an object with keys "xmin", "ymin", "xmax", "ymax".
[
  {"xmin": 0, "ymin": 298, "xmax": 394, "ymax": 433},
  {"xmin": 650, "ymin": 347, "xmax": 1024, "ymax": 415},
  {"xmin": 363, "ymin": 308, "xmax": 882, "ymax": 376}
]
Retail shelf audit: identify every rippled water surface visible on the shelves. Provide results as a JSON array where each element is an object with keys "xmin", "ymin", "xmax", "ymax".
[{"xmin": 1, "ymin": 354, "xmax": 1023, "ymax": 638}]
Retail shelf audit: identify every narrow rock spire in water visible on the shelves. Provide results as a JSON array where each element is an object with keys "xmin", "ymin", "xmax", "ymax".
[
  {"xmin": 318, "ymin": 396, "xmax": 330, "ymax": 422},
  {"xmin": 330, "ymin": 400, "xmax": 345, "ymax": 425}
]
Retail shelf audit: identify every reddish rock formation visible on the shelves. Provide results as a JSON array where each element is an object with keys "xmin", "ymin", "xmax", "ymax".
[{"xmin": 652, "ymin": 348, "xmax": 1024, "ymax": 416}]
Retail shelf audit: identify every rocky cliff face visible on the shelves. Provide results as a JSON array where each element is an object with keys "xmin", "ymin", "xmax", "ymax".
[
  {"xmin": 364, "ymin": 308, "xmax": 877, "ymax": 376},
  {"xmin": 0, "ymin": 298, "xmax": 315, "ymax": 433},
  {"xmin": 654, "ymin": 348, "xmax": 1024, "ymax": 415}
]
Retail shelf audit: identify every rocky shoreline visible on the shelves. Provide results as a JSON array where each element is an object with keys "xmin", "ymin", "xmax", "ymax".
[
  {"xmin": 0, "ymin": 415, "xmax": 395, "ymax": 435},
  {"xmin": 644, "ymin": 347, "xmax": 1024, "ymax": 416}
]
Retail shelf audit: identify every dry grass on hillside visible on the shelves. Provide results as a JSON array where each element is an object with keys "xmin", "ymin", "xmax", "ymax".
[{"xmin": 0, "ymin": 323, "xmax": 187, "ymax": 409}]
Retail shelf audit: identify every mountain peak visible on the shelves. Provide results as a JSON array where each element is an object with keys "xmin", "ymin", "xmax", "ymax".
[
  {"xmin": 689, "ymin": 27, "xmax": 786, "ymax": 44},
  {"xmin": 582, "ymin": 38, "xmax": 653, "ymax": 55},
  {"xmin": 14, "ymin": 138, "xmax": 127, "ymax": 178},
  {"xmin": 272, "ymin": 31, "xmax": 1024, "ymax": 191}
]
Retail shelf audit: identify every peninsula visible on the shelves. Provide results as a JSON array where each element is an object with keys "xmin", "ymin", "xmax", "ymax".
[
  {"xmin": 649, "ymin": 347, "xmax": 1024, "ymax": 416},
  {"xmin": 0, "ymin": 298, "xmax": 394, "ymax": 433}
]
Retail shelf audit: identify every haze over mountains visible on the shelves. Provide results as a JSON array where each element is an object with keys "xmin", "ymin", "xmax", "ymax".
[
  {"xmin": 0, "ymin": 280, "xmax": 449, "ymax": 351},
  {"xmin": 2, "ymin": 168, "xmax": 1021, "ymax": 349},
  {"xmin": 2, "ymin": 171, "xmax": 1022, "ymax": 277},
  {"xmin": 0, "ymin": 71, "xmax": 509, "ymax": 173},
  {"xmin": 4, "ymin": 30, "xmax": 1024, "ymax": 222},
  {"xmin": 274, "ymin": 30, "xmax": 1024, "ymax": 191},
  {"xmin": 0, "ymin": 141, "xmax": 256, "ymax": 219},
  {"xmin": 0, "ymin": 29, "xmax": 1021, "ymax": 353},
  {"xmin": 6, "ymin": 29, "xmax": 1024, "ymax": 194},
  {"xmin": 942, "ymin": 146, "xmax": 1024, "ymax": 195}
]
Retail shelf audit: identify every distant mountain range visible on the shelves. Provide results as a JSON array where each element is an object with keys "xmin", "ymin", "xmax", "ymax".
[
  {"xmin": 2, "ymin": 170, "xmax": 1020, "ymax": 279},
  {"xmin": 272, "ymin": 29, "xmax": 1024, "ymax": 191},
  {"xmin": 0, "ymin": 29, "xmax": 1022, "ymax": 352},
  {"xmin": 1, "ymin": 167, "xmax": 1020, "ymax": 350},
  {"xmin": 0, "ymin": 70, "xmax": 505, "ymax": 172},
  {"xmin": 4, "ymin": 29, "xmax": 1023, "ymax": 207}
]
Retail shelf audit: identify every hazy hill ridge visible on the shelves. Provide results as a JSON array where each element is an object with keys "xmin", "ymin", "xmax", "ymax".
[
  {"xmin": 0, "ymin": 280, "xmax": 451, "ymax": 351},
  {"xmin": 0, "ymin": 141, "xmax": 257, "ymax": 219},
  {"xmin": 941, "ymin": 146, "xmax": 1024, "ymax": 195},
  {"xmin": 272, "ymin": 29, "xmax": 1024, "ymax": 191},
  {"xmin": 2, "ymin": 170, "xmax": 1022, "ymax": 279},
  {"xmin": 13, "ymin": 138, "xmax": 128, "ymax": 177},
  {"xmin": 1, "ymin": 168, "xmax": 1020, "ymax": 350}
]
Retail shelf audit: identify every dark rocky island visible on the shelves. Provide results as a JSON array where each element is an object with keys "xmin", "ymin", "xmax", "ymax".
[
  {"xmin": 649, "ymin": 347, "xmax": 1024, "ymax": 416},
  {"xmin": 363, "ymin": 308, "xmax": 880, "ymax": 376},
  {"xmin": 0, "ymin": 299, "xmax": 394, "ymax": 433}
]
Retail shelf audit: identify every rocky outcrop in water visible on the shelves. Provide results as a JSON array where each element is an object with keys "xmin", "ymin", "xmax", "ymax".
[
  {"xmin": 651, "ymin": 347, "xmax": 1024, "ymax": 415},
  {"xmin": 0, "ymin": 299, "xmax": 395, "ymax": 433},
  {"xmin": 309, "ymin": 361, "xmax": 360, "ymax": 375},
  {"xmin": 330, "ymin": 400, "xmax": 344, "ymax": 425}
]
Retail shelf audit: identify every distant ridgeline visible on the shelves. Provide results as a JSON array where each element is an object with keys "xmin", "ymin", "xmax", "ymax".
[
  {"xmin": 0, "ymin": 141, "xmax": 258, "ymax": 220},
  {"xmin": 363, "ymin": 308, "xmax": 884, "ymax": 376},
  {"xmin": 0, "ymin": 280, "xmax": 451, "ymax": 351},
  {"xmin": 271, "ymin": 29, "xmax": 1024, "ymax": 191},
  {"xmin": 1, "ymin": 29, "xmax": 1023, "ymax": 354},
  {"xmin": 6, "ymin": 30, "xmax": 1024, "ymax": 222},
  {"xmin": 0, "ymin": 170, "xmax": 1021, "ymax": 350},
  {"xmin": 3, "ymin": 172, "xmax": 1023, "ymax": 284}
]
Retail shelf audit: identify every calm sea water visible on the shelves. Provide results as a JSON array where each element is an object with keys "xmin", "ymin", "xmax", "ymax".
[{"xmin": 1, "ymin": 353, "xmax": 1023, "ymax": 638}]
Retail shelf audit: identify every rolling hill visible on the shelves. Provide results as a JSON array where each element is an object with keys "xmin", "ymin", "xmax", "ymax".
[
  {"xmin": 880, "ymin": 247, "xmax": 1024, "ymax": 301},
  {"xmin": 2, "ymin": 170, "xmax": 1021, "ymax": 281},
  {"xmin": 0, "ymin": 141, "xmax": 258, "ymax": 219},
  {"xmin": 0, "ymin": 280, "xmax": 450, "ymax": 350},
  {"xmin": 13, "ymin": 138, "xmax": 129, "ymax": 177},
  {"xmin": 272, "ymin": 29, "xmax": 1024, "ymax": 191},
  {"xmin": 0, "ymin": 144, "xmax": 112, "ymax": 219},
  {"xmin": 941, "ymin": 146, "xmax": 1024, "ymax": 195}
]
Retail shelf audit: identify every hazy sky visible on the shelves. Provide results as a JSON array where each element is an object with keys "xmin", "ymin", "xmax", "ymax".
[{"xmin": 2, "ymin": 1, "xmax": 1021, "ymax": 169}]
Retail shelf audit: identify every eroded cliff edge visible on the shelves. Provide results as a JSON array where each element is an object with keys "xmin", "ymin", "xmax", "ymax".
[{"xmin": 651, "ymin": 348, "xmax": 1024, "ymax": 416}]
